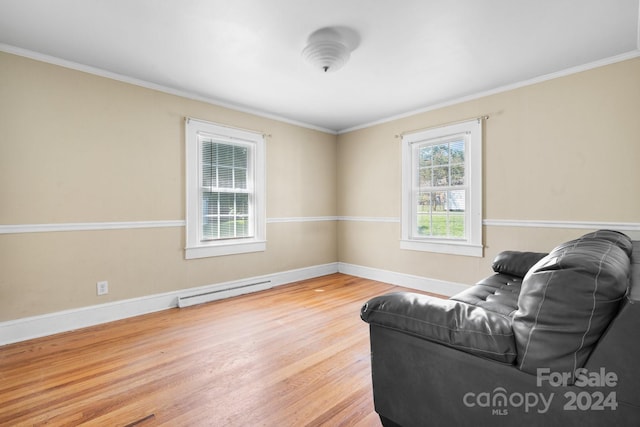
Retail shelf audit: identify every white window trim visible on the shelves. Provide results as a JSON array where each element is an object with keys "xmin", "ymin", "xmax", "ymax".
[
  {"xmin": 185, "ymin": 118, "xmax": 266, "ymax": 259},
  {"xmin": 400, "ymin": 119, "xmax": 483, "ymax": 257}
]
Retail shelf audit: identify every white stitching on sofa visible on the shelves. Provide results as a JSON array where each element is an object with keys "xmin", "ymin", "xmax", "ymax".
[
  {"xmin": 518, "ymin": 270, "xmax": 555, "ymax": 371},
  {"xmin": 572, "ymin": 244, "xmax": 613, "ymax": 373}
]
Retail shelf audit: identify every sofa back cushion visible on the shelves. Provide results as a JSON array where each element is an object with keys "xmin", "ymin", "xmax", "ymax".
[
  {"xmin": 491, "ymin": 251, "xmax": 548, "ymax": 278},
  {"xmin": 512, "ymin": 231, "xmax": 631, "ymax": 379}
]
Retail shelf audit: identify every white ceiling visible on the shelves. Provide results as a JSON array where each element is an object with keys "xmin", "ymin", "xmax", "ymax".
[{"xmin": 1, "ymin": 0, "xmax": 639, "ymax": 133}]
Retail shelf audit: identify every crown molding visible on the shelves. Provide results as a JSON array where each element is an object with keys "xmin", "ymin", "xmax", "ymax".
[
  {"xmin": 0, "ymin": 43, "xmax": 337, "ymax": 135},
  {"xmin": 338, "ymin": 49, "xmax": 640, "ymax": 134},
  {"xmin": 3, "ymin": 43, "xmax": 639, "ymax": 139}
]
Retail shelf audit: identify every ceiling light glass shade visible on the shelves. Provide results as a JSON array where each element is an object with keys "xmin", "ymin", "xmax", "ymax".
[
  {"xmin": 302, "ymin": 27, "xmax": 358, "ymax": 73},
  {"xmin": 302, "ymin": 39, "xmax": 350, "ymax": 73}
]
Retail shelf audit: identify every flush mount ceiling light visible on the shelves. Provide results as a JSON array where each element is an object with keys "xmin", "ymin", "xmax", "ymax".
[{"xmin": 302, "ymin": 26, "xmax": 360, "ymax": 73}]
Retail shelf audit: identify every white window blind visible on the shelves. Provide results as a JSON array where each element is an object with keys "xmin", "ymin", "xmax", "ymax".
[{"xmin": 200, "ymin": 139, "xmax": 252, "ymax": 241}]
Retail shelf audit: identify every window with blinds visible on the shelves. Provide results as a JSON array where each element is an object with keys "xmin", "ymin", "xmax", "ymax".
[{"xmin": 185, "ymin": 118, "xmax": 265, "ymax": 259}]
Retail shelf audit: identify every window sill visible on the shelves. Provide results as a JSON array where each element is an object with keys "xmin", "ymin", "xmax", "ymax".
[
  {"xmin": 400, "ymin": 239, "xmax": 483, "ymax": 257},
  {"xmin": 185, "ymin": 240, "xmax": 266, "ymax": 259}
]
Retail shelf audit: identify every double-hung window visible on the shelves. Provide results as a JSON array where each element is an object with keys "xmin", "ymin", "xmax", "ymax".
[
  {"xmin": 401, "ymin": 119, "xmax": 483, "ymax": 257},
  {"xmin": 185, "ymin": 118, "xmax": 265, "ymax": 259}
]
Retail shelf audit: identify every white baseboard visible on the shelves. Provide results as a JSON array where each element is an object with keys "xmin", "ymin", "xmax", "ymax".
[
  {"xmin": 338, "ymin": 262, "xmax": 469, "ymax": 297},
  {"xmin": 0, "ymin": 262, "xmax": 339, "ymax": 346}
]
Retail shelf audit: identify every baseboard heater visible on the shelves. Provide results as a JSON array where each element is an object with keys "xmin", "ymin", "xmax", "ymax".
[{"xmin": 177, "ymin": 280, "xmax": 272, "ymax": 308}]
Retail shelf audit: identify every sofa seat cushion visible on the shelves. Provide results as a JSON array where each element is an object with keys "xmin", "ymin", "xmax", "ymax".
[
  {"xmin": 450, "ymin": 273, "xmax": 522, "ymax": 317},
  {"xmin": 513, "ymin": 230, "xmax": 632, "ymax": 378},
  {"xmin": 361, "ymin": 292, "xmax": 517, "ymax": 364},
  {"xmin": 450, "ymin": 250, "xmax": 549, "ymax": 316}
]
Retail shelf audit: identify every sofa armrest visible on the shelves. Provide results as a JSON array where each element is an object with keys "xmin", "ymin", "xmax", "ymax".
[{"xmin": 361, "ymin": 292, "xmax": 517, "ymax": 364}]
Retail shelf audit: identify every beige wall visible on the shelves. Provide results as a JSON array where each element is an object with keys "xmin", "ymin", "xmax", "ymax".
[
  {"xmin": 337, "ymin": 57, "xmax": 640, "ymax": 285},
  {"xmin": 2, "ymin": 51, "xmax": 639, "ymax": 323},
  {"xmin": 0, "ymin": 52, "xmax": 337, "ymax": 321}
]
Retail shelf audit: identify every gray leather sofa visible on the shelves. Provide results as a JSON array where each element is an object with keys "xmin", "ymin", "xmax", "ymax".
[{"xmin": 361, "ymin": 230, "xmax": 640, "ymax": 426}]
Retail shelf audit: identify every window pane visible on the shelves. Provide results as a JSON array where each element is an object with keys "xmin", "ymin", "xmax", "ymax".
[
  {"xmin": 418, "ymin": 167, "xmax": 432, "ymax": 187},
  {"xmin": 202, "ymin": 142, "xmax": 248, "ymax": 190},
  {"xmin": 433, "ymin": 191, "xmax": 447, "ymax": 212},
  {"xmin": 201, "ymin": 141, "xmax": 215, "ymax": 163},
  {"xmin": 218, "ymin": 166, "xmax": 233, "ymax": 188},
  {"xmin": 202, "ymin": 192, "xmax": 220, "ymax": 240},
  {"xmin": 236, "ymin": 217, "xmax": 249, "ymax": 236},
  {"xmin": 202, "ymin": 166, "xmax": 215, "ymax": 188},
  {"xmin": 432, "ymin": 190, "xmax": 447, "ymax": 238},
  {"xmin": 202, "ymin": 192, "xmax": 218, "ymax": 215},
  {"xmin": 220, "ymin": 218, "xmax": 235, "ymax": 239},
  {"xmin": 431, "ymin": 212, "xmax": 448, "ymax": 237},
  {"xmin": 235, "ymin": 167, "xmax": 247, "ymax": 189},
  {"xmin": 234, "ymin": 145, "xmax": 248, "ymax": 167},
  {"xmin": 417, "ymin": 192, "xmax": 431, "ymax": 213},
  {"xmin": 419, "ymin": 146, "xmax": 433, "ymax": 167},
  {"xmin": 417, "ymin": 214, "xmax": 431, "ymax": 236},
  {"xmin": 450, "ymin": 211, "xmax": 465, "ymax": 238},
  {"xmin": 219, "ymin": 193, "xmax": 235, "ymax": 214},
  {"xmin": 449, "ymin": 190, "xmax": 466, "ymax": 238},
  {"xmin": 201, "ymin": 141, "xmax": 216, "ymax": 187},
  {"xmin": 448, "ymin": 190, "xmax": 465, "ymax": 212},
  {"xmin": 218, "ymin": 144, "xmax": 234, "ymax": 166},
  {"xmin": 236, "ymin": 193, "xmax": 249, "ymax": 215},
  {"xmin": 218, "ymin": 217, "xmax": 250, "ymax": 239},
  {"xmin": 414, "ymin": 190, "xmax": 466, "ymax": 239},
  {"xmin": 201, "ymin": 191, "xmax": 252, "ymax": 241},
  {"xmin": 432, "ymin": 144, "xmax": 449, "ymax": 165},
  {"xmin": 432, "ymin": 166, "xmax": 449, "ymax": 186},
  {"xmin": 202, "ymin": 217, "xmax": 218, "ymax": 240},
  {"xmin": 451, "ymin": 164, "xmax": 464, "ymax": 186},
  {"xmin": 450, "ymin": 140, "xmax": 464, "ymax": 163}
]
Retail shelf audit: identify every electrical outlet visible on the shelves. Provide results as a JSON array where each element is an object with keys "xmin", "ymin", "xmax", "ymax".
[{"xmin": 97, "ymin": 281, "xmax": 109, "ymax": 296}]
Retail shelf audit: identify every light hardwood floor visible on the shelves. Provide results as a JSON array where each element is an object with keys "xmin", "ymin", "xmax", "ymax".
[{"xmin": 0, "ymin": 273, "xmax": 436, "ymax": 426}]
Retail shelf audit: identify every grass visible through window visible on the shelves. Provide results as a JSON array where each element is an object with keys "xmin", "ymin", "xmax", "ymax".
[{"xmin": 417, "ymin": 211, "xmax": 465, "ymax": 239}]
